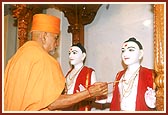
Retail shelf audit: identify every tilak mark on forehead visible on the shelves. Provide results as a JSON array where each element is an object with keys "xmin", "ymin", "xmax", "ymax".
[{"xmin": 124, "ymin": 43, "xmax": 128, "ymax": 47}]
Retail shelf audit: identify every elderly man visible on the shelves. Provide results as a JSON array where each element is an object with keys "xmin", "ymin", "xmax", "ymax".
[{"xmin": 4, "ymin": 14, "xmax": 108, "ymax": 111}]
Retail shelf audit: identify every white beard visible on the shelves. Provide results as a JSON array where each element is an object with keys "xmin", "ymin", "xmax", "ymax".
[{"xmin": 49, "ymin": 49, "xmax": 56, "ymax": 55}]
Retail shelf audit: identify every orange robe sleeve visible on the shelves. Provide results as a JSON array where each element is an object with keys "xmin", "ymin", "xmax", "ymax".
[{"xmin": 4, "ymin": 41, "xmax": 65, "ymax": 111}]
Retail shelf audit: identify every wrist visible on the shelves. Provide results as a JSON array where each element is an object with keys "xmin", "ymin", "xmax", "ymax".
[{"xmin": 87, "ymin": 88, "xmax": 92, "ymax": 97}]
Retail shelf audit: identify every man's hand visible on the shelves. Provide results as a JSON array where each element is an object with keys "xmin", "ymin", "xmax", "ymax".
[
  {"xmin": 88, "ymin": 82, "xmax": 108, "ymax": 97},
  {"xmin": 48, "ymin": 82, "xmax": 108, "ymax": 110}
]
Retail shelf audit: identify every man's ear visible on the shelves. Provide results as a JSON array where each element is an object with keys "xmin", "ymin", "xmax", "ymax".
[
  {"xmin": 139, "ymin": 50, "xmax": 144, "ymax": 59},
  {"xmin": 82, "ymin": 53, "xmax": 86, "ymax": 61},
  {"xmin": 41, "ymin": 32, "xmax": 47, "ymax": 44}
]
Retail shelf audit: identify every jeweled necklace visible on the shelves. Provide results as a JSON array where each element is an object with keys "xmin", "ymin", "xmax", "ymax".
[
  {"xmin": 66, "ymin": 66, "xmax": 84, "ymax": 89},
  {"xmin": 122, "ymin": 67, "xmax": 140, "ymax": 98}
]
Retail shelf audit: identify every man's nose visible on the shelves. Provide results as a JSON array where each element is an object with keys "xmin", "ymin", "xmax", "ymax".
[{"xmin": 55, "ymin": 40, "xmax": 59, "ymax": 47}]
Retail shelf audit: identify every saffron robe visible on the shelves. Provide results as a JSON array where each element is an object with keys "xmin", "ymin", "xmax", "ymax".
[
  {"xmin": 65, "ymin": 66, "xmax": 94, "ymax": 111},
  {"xmin": 110, "ymin": 66, "xmax": 154, "ymax": 111},
  {"xmin": 4, "ymin": 41, "xmax": 65, "ymax": 111}
]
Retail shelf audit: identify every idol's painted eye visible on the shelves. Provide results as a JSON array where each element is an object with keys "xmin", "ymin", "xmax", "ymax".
[
  {"xmin": 128, "ymin": 48, "xmax": 135, "ymax": 52},
  {"xmin": 72, "ymin": 50, "xmax": 78, "ymax": 55}
]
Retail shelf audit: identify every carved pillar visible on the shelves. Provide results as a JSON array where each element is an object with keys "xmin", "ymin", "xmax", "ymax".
[
  {"xmin": 153, "ymin": 4, "xmax": 164, "ymax": 111},
  {"xmin": 67, "ymin": 5, "xmax": 83, "ymax": 45},
  {"xmin": 55, "ymin": 4, "xmax": 101, "ymax": 45},
  {"xmin": 12, "ymin": 4, "xmax": 31, "ymax": 47},
  {"xmin": 68, "ymin": 23, "xmax": 84, "ymax": 44},
  {"xmin": 12, "ymin": 4, "xmax": 43, "ymax": 47},
  {"xmin": 17, "ymin": 17, "xmax": 29, "ymax": 47}
]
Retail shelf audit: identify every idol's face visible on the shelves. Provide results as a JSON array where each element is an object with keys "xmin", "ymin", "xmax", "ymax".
[
  {"xmin": 121, "ymin": 41, "xmax": 142, "ymax": 66},
  {"xmin": 69, "ymin": 46, "xmax": 84, "ymax": 65}
]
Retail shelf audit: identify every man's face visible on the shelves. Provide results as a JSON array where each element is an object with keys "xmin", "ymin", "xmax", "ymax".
[
  {"xmin": 121, "ymin": 41, "xmax": 142, "ymax": 65},
  {"xmin": 69, "ymin": 46, "xmax": 84, "ymax": 65},
  {"xmin": 43, "ymin": 32, "xmax": 59, "ymax": 55}
]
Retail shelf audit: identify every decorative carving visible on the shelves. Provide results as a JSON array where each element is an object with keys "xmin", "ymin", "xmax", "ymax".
[
  {"xmin": 17, "ymin": 18, "xmax": 28, "ymax": 47},
  {"xmin": 12, "ymin": 4, "xmax": 29, "ymax": 47},
  {"xmin": 153, "ymin": 4, "xmax": 164, "ymax": 111},
  {"xmin": 54, "ymin": 4, "xmax": 101, "ymax": 45},
  {"xmin": 11, "ymin": 4, "xmax": 31, "ymax": 47},
  {"xmin": 11, "ymin": 4, "xmax": 44, "ymax": 47}
]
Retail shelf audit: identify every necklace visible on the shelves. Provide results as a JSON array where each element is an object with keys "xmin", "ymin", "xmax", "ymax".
[
  {"xmin": 66, "ymin": 66, "xmax": 84, "ymax": 89},
  {"xmin": 69, "ymin": 66, "xmax": 84, "ymax": 80},
  {"xmin": 122, "ymin": 67, "xmax": 140, "ymax": 98}
]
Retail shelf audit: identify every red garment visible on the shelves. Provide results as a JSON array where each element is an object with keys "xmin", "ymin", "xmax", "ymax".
[
  {"xmin": 110, "ymin": 66, "xmax": 154, "ymax": 111},
  {"xmin": 73, "ymin": 66, "xmax": 93, "ymax": 93},
  {"xmin": 66, "ymin": 66, "xmax": 94, "ymax": 111}
]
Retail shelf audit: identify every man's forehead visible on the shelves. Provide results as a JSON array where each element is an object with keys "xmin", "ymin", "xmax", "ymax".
[{"xmin": 122, "ymin": 41, "xmax": 139, "ymax": 49}]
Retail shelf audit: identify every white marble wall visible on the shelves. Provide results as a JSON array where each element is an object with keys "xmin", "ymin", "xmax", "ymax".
[
  {"xmin": 4, "ymin": 15, "xmax": 17, "ymax": 67},
  {"xmin": 85, "ymin": 4, "xmax": 154, "ymax": 83}
]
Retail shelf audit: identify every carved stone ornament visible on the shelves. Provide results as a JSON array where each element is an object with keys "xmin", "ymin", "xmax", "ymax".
[{"xmin": 153, "ymin": 4, "xmax": 164, "ymax": 111}]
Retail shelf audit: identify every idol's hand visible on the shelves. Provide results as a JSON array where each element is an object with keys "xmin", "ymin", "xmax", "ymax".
[
  {"xmin": 145, "ymin": 87, "xmax": 156, "ymax": 108},
  {"xmin": 88, "ymin": 82, "xmax": 108, "ymax": 97}
]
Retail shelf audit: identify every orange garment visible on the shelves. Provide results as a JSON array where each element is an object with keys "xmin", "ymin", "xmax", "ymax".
[
  {"xmin": 31, "ymin": 14, "xmax": 60, "ymax": 34},
  {"xmin": 4, "ymin": 41, "xmax": 65, "ymax": 111}
]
